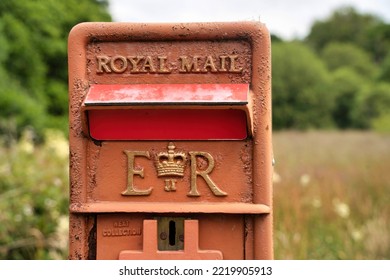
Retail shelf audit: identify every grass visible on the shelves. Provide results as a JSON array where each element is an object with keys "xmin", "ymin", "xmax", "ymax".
[
  {"xmin": 273, "ymin": 130, "xmax": 390, "ymax": 259},
  {"xmin": 0, "ymin": 129, "xmax": 389, "ymax": 259}
]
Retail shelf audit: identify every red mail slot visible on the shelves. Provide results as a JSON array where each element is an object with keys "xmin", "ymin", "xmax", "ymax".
[
  {"xmin": 88, "ymin": 109, "xmax": 247, "ymax": 140},
  {"xmin": 84, "ymin": 84, "xmax": 249, "ymax": 140}
]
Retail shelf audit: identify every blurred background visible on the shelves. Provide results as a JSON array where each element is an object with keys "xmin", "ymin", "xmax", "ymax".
[{"xmin": 0, "ymin": 0, "xmax": 389, "ymax": 259}]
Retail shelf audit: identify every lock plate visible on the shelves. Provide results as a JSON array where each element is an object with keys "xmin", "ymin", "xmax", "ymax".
[{"xmin": 157, "ymin": 217, "xmax": 185, "ymax": 251}]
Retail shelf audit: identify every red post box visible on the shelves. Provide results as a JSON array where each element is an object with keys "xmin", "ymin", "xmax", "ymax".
[{"xmin": 68, "ymin": 22, "xmax": 272, "ymax": 259}]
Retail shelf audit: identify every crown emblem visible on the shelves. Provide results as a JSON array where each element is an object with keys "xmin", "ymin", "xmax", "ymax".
[{"xmin": 155, "ymin": 142, "xmax": 187, "ymax": 177}]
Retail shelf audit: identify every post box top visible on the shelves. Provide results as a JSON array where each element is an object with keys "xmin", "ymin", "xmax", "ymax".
[
  {"xmin": 84, "ymin": 84, "xmax": 248, "ymax": 106},
  {"xmin": 68, "ymin": 21, "xmax": 269, "ymax": 43}
]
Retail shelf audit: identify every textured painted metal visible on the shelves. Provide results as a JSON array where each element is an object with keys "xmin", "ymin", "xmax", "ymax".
[
  {"xmin": 84, "ymin": 84, "xmax": 248, "ymax": 105},
  {"xmin": 118, "ymin": 220, "xmax": 223, "ymax": 260},
  {"xmin": 86, "ymin": 83, "xmax": 248, "ymax": 140},
  {"xmin": 88, "ymin": 109, "xmax": 247, "ymax": 140},
  {"xmin": 68, "ymin": 22, "xmax": 272, "ymax": 260}
]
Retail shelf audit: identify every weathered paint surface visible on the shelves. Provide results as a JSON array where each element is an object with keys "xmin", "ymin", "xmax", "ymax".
[
  {"xmin": 84, "ymin": 84, "xmax": 248, "ymax": 105},
  {"xmin": 68, "ymin": 22, "xmax": 272, "ymax": 260}
]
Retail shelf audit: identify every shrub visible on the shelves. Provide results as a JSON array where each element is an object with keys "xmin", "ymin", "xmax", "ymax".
[{"xmin": 0, "ymin": 129, "xmax": 69, "ymax": 259}]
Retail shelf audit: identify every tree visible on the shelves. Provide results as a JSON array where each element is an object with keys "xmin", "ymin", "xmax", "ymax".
[
  {"xmin": 351, "ymin": 82, "xmax": 390, "ymax": 129},
  {"xmin": 378, "ymin": 51, "xmax": 390, "ymax": 83},
  {"xmin": 306, "ymin": 6, "xmax": 385, "ymax": 58},
  {"xmin": 0, "ymin": 0, "xmax": 111, "ymax": 139},
  {"xmin": 272, "ymin": 42, "xmax": 334, "ymax": 129},
  {"xmin": 299, "ymin": 6, "xmax": 390, "ymax": 131},
  {"xmin": 364, "ymin": 21, "xmax": 390, "ymax": 64},
  {"xmin": 329, "ymin": 67, "xmax": 367, "ymax": 129},
  {"xmin": 321, "ymin": 42, "xmax": 378, "ymax": 79}
]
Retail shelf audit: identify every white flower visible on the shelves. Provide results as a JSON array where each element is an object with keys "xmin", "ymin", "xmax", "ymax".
[
  {"xmin": 44, "ymin": 129, "xmax": 69, "ymax": 159},
  {"xmin": 311, "ymin": 198, "xmax": 322, "ymax": 208},
  {"xmin": 273, "ymin": 171, "xmax": 282, "ymax": 183},
  {"xmin": 300, "ymin": 174, "xmax": 310, "ymax": 186},
  {"xmin": 333, "ymin": 198, "xmax": 350, "ymax": 218},
  {"xmin": 23, "ymin": 205, "xmax": 33, "ymax": 216},
  {"xmin": 18, "ymin": 129, "xmax": 35, "ymax": 154},
  {"xmin": 351, "ymin": 229, "xmax": 363, "ymax": 241}
]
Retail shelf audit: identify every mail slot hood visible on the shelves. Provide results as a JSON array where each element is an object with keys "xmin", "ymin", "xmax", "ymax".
[{"xmin": 82, "ymin": 84, "xmax": 251, "ymax": 141}]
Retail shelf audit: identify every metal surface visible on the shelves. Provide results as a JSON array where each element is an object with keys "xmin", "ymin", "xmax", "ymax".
[
  {"xmin": 84, "ymin": 84, "xmax": 248, "ymax": 105},
  {"xmin": 118, "ymin": 220, "xmax": 223, "ymax": 260},
  {"xmin": 157, "ymin": 217, "xmax": 185, "ymax": 251},
  {"xmin": 68, "ymin": 22, "xmax": 272, "ymax": 260},
  {"xmin": 88, "ymin": 109, "xmax": 248, "ymax": 140}
]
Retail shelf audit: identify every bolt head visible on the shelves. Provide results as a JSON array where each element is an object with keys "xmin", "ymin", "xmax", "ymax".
[{"xmin": 160, "ymin": 232, "xmax": 167, "ymax": 240}]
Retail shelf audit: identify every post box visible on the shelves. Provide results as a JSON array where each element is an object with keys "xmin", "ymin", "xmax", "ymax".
[{"xmin": 68, "ymin": 22, "xmax": 272, "ymax": 260}]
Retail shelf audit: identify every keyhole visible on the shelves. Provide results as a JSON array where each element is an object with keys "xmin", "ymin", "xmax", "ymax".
[
  {"xmin": 157, "ymin": 217, "xmax": 184, "ymax": 251},
  {"xmin": 169, "ymin": 220, "xmax": 176, "ymax": 246}
]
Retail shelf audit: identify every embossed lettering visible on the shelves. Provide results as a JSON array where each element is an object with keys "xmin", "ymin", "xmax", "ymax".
[
  {"xmin": 103, "ymin": 228, "xmax": 141, "ymax": 237},
  {"xmin": 122, "ymin": 151, "xmax": 153, "ymax": 196},
  {"xmin": 96, "ymin": 55, "xmax": 111, "ymax": 73},
  {"xmin": 140, "ymin": 56, "xmax": 156, "ymax": 73},
  {"xmin": 96, "ymin": 54, "xmax": 244, "ymax": 74},
  {"xmin": 202, "ymin": 55, "xmax": 218, "ymax": 72},
  {"xmin": 179, "ymin": 56, "xmax": 201, "ymax": 73},
  {"xmin": 219, "ymin": 55, "xmax": 228, "ymax": 72},
  {"xmin": 164, "ymin": 179, "xmax": 177, "ymax": 192},
  {"xmin": 228, "ymin": 55, "xmax": 243, "ymax": 73},
  {"xmin": 113, "ymin": 220, "xmax": 130, "ymax": 227},
  {"xmin": 158, "ymin": 56, "xmax": 171, "ymax": 73},
  {"xmin": 110, "ymin": 55, "xmax": 127, "ymax": 73},
  {"xmin": 127, "ymin": 56, "xmax": 143, "ymax": 73},
  {"xmin": 121, "ymin": 145, "xmax": 228, "ymax": 197},
  {"xmin": 187, "ymin": 151, "xmax": 227, "ymax": 197}
]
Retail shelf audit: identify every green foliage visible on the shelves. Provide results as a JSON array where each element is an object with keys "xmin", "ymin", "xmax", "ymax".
[
  {"xmin": 0, "ymin": 0, "xmax": 111, "ymax": 139},
  {"xmin": 321, "ymin": 42, "xmax": 378, "ymax": 79},
  {"xmin": 378, "ymin": 51, "xmax": 390, "ymax": 83},
  {"xmin": 272, "ymin": 42, "xmax": 334, "ymax": 129},
  {"xmin": 0, "ymin": 2, "xmax": 111, "ymax": 258},
  {"xmin": 364, "ymin": 22, "xmax": 390, "ymax": 64},
  {"xmin": 0, "ymin": 130, "xmax": 69, "ymax": 259},
  {"xmin": 306, "ymin": 6, "xmax": 384, "ymax": 55},
  {"xmin": 0, "ymin": 74, "xmax": 46, "ymax": 141},
  {"xmin": 351, "ymin": 82, "xmax": 390, "ymax": 129},
  {"xmin": 371, "ymin": 113, "xmax": 390, "ymax": 133},
  {"xmin": 329, "ymin": 68, "xmax": 367, "ymax": 129},
  {"xmin": 0, "ymin": 12, "xmax": 47, "ymax": 105},
  {"xmin": 270, "ymin": 6, "xmax": 390, "ymax": 132}
]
